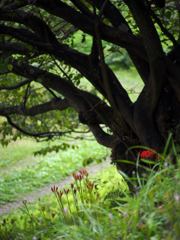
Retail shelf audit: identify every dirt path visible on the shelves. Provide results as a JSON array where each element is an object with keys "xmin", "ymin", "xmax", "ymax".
[{"xmin": 0, "ymin": 160, "xmax": 110, "ymax": 216}]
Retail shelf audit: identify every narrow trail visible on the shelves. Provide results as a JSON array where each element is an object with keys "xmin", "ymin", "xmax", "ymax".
[{"xmin": 0, "ymin": 160, "xmax": 110, "ymax": 216}]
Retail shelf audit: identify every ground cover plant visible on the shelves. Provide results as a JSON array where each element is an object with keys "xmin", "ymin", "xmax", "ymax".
[
  {"xmin": 1, "ymin": 0, "xmax": 180, "ymax": 184},
  {"xmin": 0, "ymin": 139, "xmax": 109, "ymax": 204},
  {"xmin": 1, "ymin": 144, "xmax": 180, "ymax": 240}
]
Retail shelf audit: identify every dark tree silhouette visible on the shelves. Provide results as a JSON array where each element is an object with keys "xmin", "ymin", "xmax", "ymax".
[{"xmin": 0, "ymin": 0, "xmax": 180, "ymax": 180}]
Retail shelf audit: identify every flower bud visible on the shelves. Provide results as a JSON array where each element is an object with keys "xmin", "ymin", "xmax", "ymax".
[{"xmin": 41, "ymin": 206, "xmax": 45, "ymax": 212}]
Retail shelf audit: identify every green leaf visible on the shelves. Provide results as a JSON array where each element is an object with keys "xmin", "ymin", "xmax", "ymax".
[
  {"xmin": 166, "ymin": 11, "xmax": 171, "ymax": 19},
  {"xmin": 7, "ymin": 64, "xmax": 13, "ymax": 71}
]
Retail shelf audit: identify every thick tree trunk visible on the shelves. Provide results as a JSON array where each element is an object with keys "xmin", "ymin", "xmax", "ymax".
[{"xmin": 108, "ymin": 80, "xmax": 180, "ymax": 192}]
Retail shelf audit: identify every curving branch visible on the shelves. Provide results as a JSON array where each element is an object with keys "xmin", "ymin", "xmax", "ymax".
[
  {"xmin": 88, "ymin": 123, "xmax": 117, "ymax": 148},
  {"xmin": 149, "ymin": 8, "xmax": 177, "ymax": 47},
  {"xmin": 124, "ymin": 0, "xmax": 166, "ymax": 115},
  {"xmin": 93, "ymin": 1, "xmax": 130, "ymax": 134},
  {"xmin": 166, "ymin": 57, "xmax": 180, "ymax": 101},
  {"xmin": 0, "ymin": 98, "xmax": 70, "ymax": 117},
  {"xmin": 0, "ymin": 10, "xmax": 59, "ymax": 46},
  {"xmin": 0, "ymin": 42, "xmax": 32, "ymax": 56},
  {"xmin": 91, "ymin": 0, "xmax": 150, "ymax": 83},
  {"xmin": 6, "ymin": 116, "xmax": 73, "ymax": 140},
  {"xmin": 70, "ymin": 0, "xmax": 93, "ymax": 18},
  {"xmin": 1, "ymin": 0, "xmax": 34, "ymax": 11},
  {"xmin": 0, "ymin": 79, "xmax": 31, "ymax": 90},
  {"xmin": 23, "ymin": 0, "xmax": 148, "ymax": 60}
]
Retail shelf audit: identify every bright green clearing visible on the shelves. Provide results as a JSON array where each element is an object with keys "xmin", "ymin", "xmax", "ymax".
[{"xmin": 0, "ymin": 139, "xmax": 109, "ymax": 204}]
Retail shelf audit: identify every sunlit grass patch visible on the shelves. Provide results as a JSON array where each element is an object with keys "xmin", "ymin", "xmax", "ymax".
[
  {"xmin": 0, "ymin": 140, "xmax": 110, "ymax": 204},
  {"xmin": 113, "ymin": 67, "xmax": 144, "ymax": 102}
]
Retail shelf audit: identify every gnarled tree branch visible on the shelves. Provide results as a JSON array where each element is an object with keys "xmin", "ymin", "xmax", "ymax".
[{"xmin": 0, "ymin": 98, "xmax": 70, "ymax": 117}]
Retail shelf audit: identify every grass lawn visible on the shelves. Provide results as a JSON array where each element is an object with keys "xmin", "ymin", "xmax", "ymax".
[{"xmin": 0, "ymin": 138, "xmax": 110, "ymax": 204}]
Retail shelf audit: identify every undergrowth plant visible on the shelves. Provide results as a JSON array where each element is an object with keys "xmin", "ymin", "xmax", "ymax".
[{"xmin": 0, "ymin": 165, "xmax": 126, "ymax": 239}]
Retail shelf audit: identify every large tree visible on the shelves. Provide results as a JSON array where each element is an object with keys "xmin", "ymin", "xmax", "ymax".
[{"xmin": 0, "ymin": 0, "xmax": 180, "ymax": 178}]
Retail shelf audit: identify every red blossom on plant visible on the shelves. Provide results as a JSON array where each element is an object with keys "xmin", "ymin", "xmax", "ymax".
[
  {"xmin": 136, "ymin": 149, "xmax": 156, "ymax": 159},
  {"xmin": 79, "ymin": 168, "xmax": 87, "ymax": 176},
  {"xmin": 96, "ymin": 193, "xmax": 100, "ymax": 200},
  {"xmin": 57, "ymin": 190, "xmax": 63, "ymax": 199},
  {"xmin": 75, "ymin": 174, "xmax": 79, "ymax": 180},
  {"xmin": 51, "ymin": 186, "xmax": 58, "ymax": 192},
  {"xmin": 64, "ymin": 189, "xmax": 69, "ymax": 194},
  {"xmin": 11, "ymin": 219, "xmax": 15, "ymax": 224},
  {"xmin": 51, "ymin": 213, "xmax": 55, "ymax": 218},
  {"xmin": 71, "ymin": 183, "xmax": 74, "ymax": 188},
  {"xmin": 79, "ymin": 175, "xmax": 83, "ymax": 181},
  {"xmin": 74, "ymin": 189, "xmax": 77, "ymax": 194},
  {"xmin": 79, "ymin": 169, "xmax": 83, "ymax": 174},
  {"xmin": 83, "ymin": 168, "xmax": 87, "ymax": 175},
  {"xmin": 41, "ymin": 206, "xmax": 45, "ymax": 212},
  {"xmin": 22, "ymin": 200, "xmax": 27, "ymax": 205},
  {"xmin": 140, "ymin": 150, "xmax": 155, "ymax": 159}
]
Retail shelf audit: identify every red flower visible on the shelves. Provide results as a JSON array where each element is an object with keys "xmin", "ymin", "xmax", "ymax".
[
  {"xmin": 57, "ymin": 190, "xmax": 63, "ymax": 199},
  {"xmin": 51, "ymin": 186, "xmax": 58, "ymax": 192},
  {"xmin": 79, "ymin": 175, "xmax": 83, "ymax": 181},
  {"xmin": 79, "ymin": 168, "xmax": 87, "ymax": 175},
  {"xmin": 41, "ymin": 206, "xmax": 45, "ymax": 212},
  {"xmin": 64, "ymin": 189, "xmax": 69, "ymax": 194},
  {"xmin": 79, "ymin": 169, "xmax": 83, "ymax": 174},
  {"xmin": 11, "ymin": 219, "xmax": 15, "ymax": 224},
  {"xmin": 22, "ymin": 200, "xmax": 27, "ymax": 205},
  {"xmin": 72, "ymin": 172, "xmax": 76, "ymax": 179},
  {"xmin": 139, "ymin": 150, "xmax": 155, "ymax": 159}
]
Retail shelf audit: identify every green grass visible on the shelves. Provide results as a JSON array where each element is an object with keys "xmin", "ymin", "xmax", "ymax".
[
  {"xmin": 113, "ymin": 66, "xmax": 144, "ymax": 102},
  {"xmin": 1, "ymin": 158, "xmax": 180, "ymax": 240},
  {"xmin": 0, "ymin": 139, "xmax": 109, "ymax": 204},
  {"xmin": 0, "ymin": 139, "xmax": 43, "ymax": 170}
]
